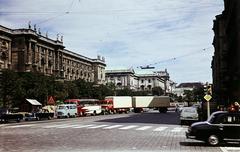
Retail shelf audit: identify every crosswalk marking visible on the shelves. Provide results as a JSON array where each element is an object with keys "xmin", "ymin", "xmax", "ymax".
[
  {"xmin": 153, "ymin": 126, "xmax": 168, "ymax": 132},
  {"xmin": 43, "ymin": 124, "xmax": 69, "ymax": 128},
  {"xmin": 1, "ymin": 123, "xmax": 187, "ymax": 133},
  {"xmin": 119, "ymin": 125, "xmax": 138, "ymax": 130},
  {"xmin": 72, "ymin": 124, "xmax": 95, "ymax": 128},
  {"xmin": 220, "ymin": 147, "xmax": 240, "ymax": 152},
  {"xmin": 136, "ymin": 126, "xmax": 152, "ymax": 131},
  {"xmin": 8, "ymin": 124, "xmax": 35, "ymax": 128},
  {"xmin": 89, "ymin": 125, "xmax": 109, "ymax": 129},
  {"xmin": 171, "ymin": 127, "xmax": 183, "ymax": 132},
  {"xmin": 103, "ymin": 125, "xmax": 123, "ymax": 129},
  {"xmin": 57, "ymin": 125, "xmax": 80, "ymax": 128}
]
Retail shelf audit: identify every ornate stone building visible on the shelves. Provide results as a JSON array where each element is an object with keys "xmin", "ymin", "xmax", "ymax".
[
  {"xmin": 105, "ymin": 69, "xmax": 175, "ymax": 93},
  {"xmin": 212, "ymin": 0, "xmax": 240, "ymax": 106},
  {"xmin": 0, "ymin": 25, "xmax": 105, "ymax": 84}
]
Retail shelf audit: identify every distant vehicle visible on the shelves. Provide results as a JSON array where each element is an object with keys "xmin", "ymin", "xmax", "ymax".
[
  {"xmin": 176, "ymin": 103, "xmax": 185, "ymax": 113},
  {"xmin": 64, "ymin": 99, "xmax": 102, "ymax": 116},
  {"xmin": 132, "ymin": 96, "xmax": 170, "ymax": 113},
  {"xmin": 104, "ymin": 96, "xmax": 132, "ymax": 114},
  {"xmin": 56, "ymin": 104, "xmax": 77, "ymax": 118},
  {"xmin": 25, "ymin": 108, "xmax": 54, "ymax": 121},
  {"xmin": 0, "ymin": 108, "xmax": 23, "ymax": 123},
  {"xmin": 186, "ymin": 111, "xmax": 240, "ymax": 146},
  {"xmin": 180, "ymin": 107, "xmax": 199, "ymax": 125}
]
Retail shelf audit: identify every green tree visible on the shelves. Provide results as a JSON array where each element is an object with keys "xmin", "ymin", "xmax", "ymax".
[{"xmin": 0, "ymin": 70, "xmax": 21, "ymax": 107}]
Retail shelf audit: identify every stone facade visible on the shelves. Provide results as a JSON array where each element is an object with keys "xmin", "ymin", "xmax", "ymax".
[
  {"xmin": 105, "ymin": 69, "xmax": 138, "ymax": 90},
  {"xmin": 0, "ymin": 25, "xmax": 105, "ymax": 84},
  {"xmin": 212, "ymin": 0, "xmax": 240, "ymax": 105},
  {"xmin": 105, "ymin": 69, "xmax": 175, "ymax": 93}
]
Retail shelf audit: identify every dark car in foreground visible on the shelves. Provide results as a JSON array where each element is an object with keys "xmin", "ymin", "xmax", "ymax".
[{"xmin": 186, "ymin": 111, "xmax": 240, "ymax": 146}]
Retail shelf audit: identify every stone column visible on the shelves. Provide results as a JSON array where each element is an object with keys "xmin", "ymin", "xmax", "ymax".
[
  {"xmin": 45, "ymin": 48, "xmax": 48, "ymax": 74},
  {"xmin": 38, "ymin": 46, "xmax": 41, "ymax": 67},
  {"xmin": 28, "ymin": 42, "xmax": 32, "ymax": 64},
  {"xmin": 8, "ymin": 41, "xmax": 12, "ymax": 67}
]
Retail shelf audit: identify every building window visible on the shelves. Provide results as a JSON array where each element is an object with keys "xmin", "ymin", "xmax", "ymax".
[
  {"xmin": 148, "ymin": 79, "xmax": 151, "ymax": 83},
  {"xmin": 141, "ymin": 80, "xmax": 144, "ymax": 83}
]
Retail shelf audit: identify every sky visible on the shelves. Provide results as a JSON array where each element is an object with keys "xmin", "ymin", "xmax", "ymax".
[{"xmin": 0, "ymin": 0, "xmax": 224, "ymax": 84}]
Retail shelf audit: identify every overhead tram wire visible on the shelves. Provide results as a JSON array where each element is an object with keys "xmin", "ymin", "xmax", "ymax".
[
  {"xmin": 36, "ymin": 0, "xmax": 80, "ymax": 25},
  {"xmin": 136, "ymin": 47, "xmax": 212, "ymax": 69}
]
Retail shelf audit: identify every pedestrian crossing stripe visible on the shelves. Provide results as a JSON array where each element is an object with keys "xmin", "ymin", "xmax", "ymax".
[
  {"xmin": 2, "ymin": 124, "xmax": 188, "ymax": 132},
  {"xmin": 8, "ymin": 124, "xmax": 35, "ymax": 128},
  {"xmin": 171, "ymin": 127, "xmax": 183, "ymax": 132},
  {"xmin": 153, "ymin": 126, "xmax": 168, "ymax": 132},
  {"xmin": 119, "ymin": 125, "xmax": 138, "ymax": 130},
  {"xmin": 89, "ymin": 125, "xmax": 109, "ymax": 129},
  {"xmin": 103, "ymin": 125, "xmax": 123, "ymax": 129},
  {"xmin": 136, "ymin": 126, "xmax": 152, "ymax": 130}
]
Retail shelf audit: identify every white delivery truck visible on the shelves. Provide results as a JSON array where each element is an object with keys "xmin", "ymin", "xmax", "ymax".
[
  {"xmin": 104, "ymin": 96, "xmax": 132, "ymax": 113},
  {"xmin": 132, "ymin": 96, "xmax": 170, "ymax": 113}
]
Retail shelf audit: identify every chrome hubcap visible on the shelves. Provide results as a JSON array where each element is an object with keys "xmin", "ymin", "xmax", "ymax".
[{"xmin": 208, "ymin": 135, "xmax": 219, "ymax": 145}]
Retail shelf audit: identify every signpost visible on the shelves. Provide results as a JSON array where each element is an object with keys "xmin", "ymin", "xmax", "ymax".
[{"xmin": 204, "ymin": 94, "xmax": 212, "ymax": 119}]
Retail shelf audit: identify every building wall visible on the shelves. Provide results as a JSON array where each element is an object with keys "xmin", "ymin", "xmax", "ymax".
[
  {"xmin": 105, "ymin": 70, "xmax": 173, "ymax": 92},
  {"xmin": 0, "ymin": 25, "xmax": 106, "ymax": 84},
  {"xmin": 212, "ymin": 0, "xmax": 240, "ymax": 105}
]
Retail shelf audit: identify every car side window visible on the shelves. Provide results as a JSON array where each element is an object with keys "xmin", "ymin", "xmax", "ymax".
[{"xmin": 221, "ymin": 115, "xmax": 240, "ymax": 124}]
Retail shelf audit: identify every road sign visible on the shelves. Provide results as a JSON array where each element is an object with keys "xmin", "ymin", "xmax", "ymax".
[
  {"xmin": 47, "ymin": 96, "xmax": 55, "ymax": 105},
  {"xmin": 204, "ymin": 95, "xmax": 212, "ymax": 102}
]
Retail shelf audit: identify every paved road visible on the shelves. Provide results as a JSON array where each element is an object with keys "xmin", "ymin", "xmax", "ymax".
[{"xmin": 0, "ymin": 111, "xmax": 239, "ymax": 152}]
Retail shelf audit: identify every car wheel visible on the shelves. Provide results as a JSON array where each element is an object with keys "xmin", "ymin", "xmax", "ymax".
[{"xmin": 208, "ymin": 135, "xmax": 219, "ymax": 146}]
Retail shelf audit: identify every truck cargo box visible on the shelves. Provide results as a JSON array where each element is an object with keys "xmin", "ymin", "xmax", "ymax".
[
  {"xmin": 105, "ymin": 96, "xmax": 132, "ymax": 108},
  {"xmin": 132, "ymin": 96, "xmax": 170, "ymax": 108}
]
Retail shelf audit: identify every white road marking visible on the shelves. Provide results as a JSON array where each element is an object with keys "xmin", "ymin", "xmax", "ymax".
[
  {"xmin": 8, "ymin": 124, "xmax": 35, "ymax": 128},
  {"xmin": 171, "ymin": 127, "xmax": 183, "ymax": 132},
  {"xmin": 220, "ymin": 147, "xmax": 240, "ymax": 152},
  {"xmin": 72, "ymin": 124, "xmax": 96, "ymax": 128},
  {"xmin": 89, "ymin": 125, "xmax": 109, "ymax": 129},
  {"xmin": 0, "ymin": 124, "xmax": 7, "ymax": 127},
  {"xmin": 57, "ymin": 124, "xmax": 80, "ymax": 128},
  {"xmin": 43, "ymin": 124, "xmax": 71, "ymax": 128},
  {"xmin": 103, "ymin": 125, "xmax": 123, "ymax": 129},
  {"xmin": 136, "ymin": 126, "xmax": 152, "ymax": 131},
  {"xmin": 119, "ymin": 125, "xmax": 138, "ymax": 130},
  {"xmin": 153, "ymin": 126, "xmax": 168, "ymax": 132}
]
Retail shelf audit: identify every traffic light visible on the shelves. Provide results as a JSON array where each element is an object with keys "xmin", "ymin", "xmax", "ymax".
[
  {"xmin": 208, "ymin": 85, "xmax": 212, "ymax": 95},
  {"xmin": 204, "ymin": 84, "xmax": 212, "ymax": 95}
]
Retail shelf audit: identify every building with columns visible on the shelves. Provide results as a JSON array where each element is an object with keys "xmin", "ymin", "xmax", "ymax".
[
  {"xmin": 0, "ymin": 25, "xmax": 105, "ymax": 84},
  {"xmin": 105, "ymin": 69, "xmax": 175, "ymax": 93}
]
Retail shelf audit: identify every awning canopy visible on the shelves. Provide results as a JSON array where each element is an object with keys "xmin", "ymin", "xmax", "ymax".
[{"xmin": 26, "ymin": 99, "xmax": 42, "ymax": 106}]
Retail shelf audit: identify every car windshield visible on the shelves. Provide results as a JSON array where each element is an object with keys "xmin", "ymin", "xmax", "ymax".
[
  {"xmin": 183, "ymin": 108, "xmax": 196, "ymax": 113},
  {"xmin": 58, "ymin": 106, "xmax": 66, "ymax": 110}
]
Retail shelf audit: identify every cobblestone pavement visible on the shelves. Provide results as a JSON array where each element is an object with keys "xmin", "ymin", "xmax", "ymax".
[{"xmin": 0, "ymin": 111, "xmax": 239, "ymax": 152}]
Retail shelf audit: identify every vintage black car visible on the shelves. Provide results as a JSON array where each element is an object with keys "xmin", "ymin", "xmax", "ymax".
[{"xmin": 186, "ymin": 111, "xmax": 240, "ymax": 146}]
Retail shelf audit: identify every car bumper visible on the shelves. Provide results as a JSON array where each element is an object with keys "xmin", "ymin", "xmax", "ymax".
[{"xmin": 186, "ymin": 131, "xmax": 196, "ymax": 139}]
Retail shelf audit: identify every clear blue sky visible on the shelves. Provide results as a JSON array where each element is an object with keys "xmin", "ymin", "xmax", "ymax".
[{"xmin": 0, "ymin": 0, "xmax": 224, "ymax": 84}]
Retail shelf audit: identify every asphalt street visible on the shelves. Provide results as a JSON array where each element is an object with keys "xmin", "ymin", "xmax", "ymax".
[{"xmin": 0, "ymin": 110, "xmax": 239, "ymax": 152}]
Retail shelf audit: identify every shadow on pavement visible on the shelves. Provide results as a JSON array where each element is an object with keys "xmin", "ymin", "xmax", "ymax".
[
  {"xmin": 180, "ymin": 141, "xmax": 240, "ymax": 147},
  {"xmin": 96, "ymin": 111, "xmax": 180, "ymax": 125}
]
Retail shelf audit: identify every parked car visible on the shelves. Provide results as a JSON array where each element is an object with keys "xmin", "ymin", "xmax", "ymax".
[
  {"xmin": 180, "ymin": 107, "xmax": 199, "ymax": 125},
  {"xmin": 186, "ymin": 111, "xmax": 240, "ymax": 146}
]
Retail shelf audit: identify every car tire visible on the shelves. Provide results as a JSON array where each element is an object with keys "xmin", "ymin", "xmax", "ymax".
[{"xmin": 208, "ymin": 135, "xmax": 220, "ymax": 146}]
